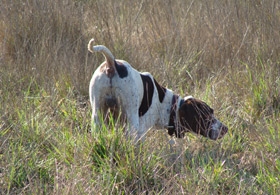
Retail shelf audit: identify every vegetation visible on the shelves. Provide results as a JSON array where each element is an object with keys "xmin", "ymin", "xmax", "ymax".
[{"xmin": 1, "ymin": 0, "xmax": 280, "ymax": 194}]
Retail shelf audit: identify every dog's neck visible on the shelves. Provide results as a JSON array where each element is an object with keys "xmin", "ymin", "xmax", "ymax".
[
  {"xmin": 167, "ymin": 95, "xmax": 182, "ymax": 137},
  {"xmin": 167, "ymin": 95, "xmax": 193, "ymax": 138}
]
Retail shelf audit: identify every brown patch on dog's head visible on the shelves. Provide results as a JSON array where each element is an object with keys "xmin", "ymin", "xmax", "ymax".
[{"xmin": 178, "ymin": 97, "xmax": 228, "ymax": 140}]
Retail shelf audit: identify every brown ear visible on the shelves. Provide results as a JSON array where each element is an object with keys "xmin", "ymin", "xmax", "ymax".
[{"xmin": 178, "ymin": 99, "xmax": 198, "ymax": 134}]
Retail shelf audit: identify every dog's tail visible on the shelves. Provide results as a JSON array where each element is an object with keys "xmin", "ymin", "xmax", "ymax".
[{"xmin": 88, "ymin": 39, "xmax": 115, "ymax": 68}]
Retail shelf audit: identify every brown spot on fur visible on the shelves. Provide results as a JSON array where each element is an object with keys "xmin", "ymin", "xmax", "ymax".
[
  {"xmin": 100, "ymin": 63, "xmax": 115, "ymax": 78},
  {"xmin": 115, "ymin": 61, "xmax": 128, "ymax": 78},
  {"xmin": 153, "ymin": 78, "xmax": 166, "ymax": 103},
  {"xmin": 139, "ymin": 74, "xmax": 154, "ymax": 116}
]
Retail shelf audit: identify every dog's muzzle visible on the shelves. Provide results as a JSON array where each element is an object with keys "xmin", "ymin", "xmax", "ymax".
[{"xmin": 208, "ymin": 118, "xmax": 228, "ymax": 140}]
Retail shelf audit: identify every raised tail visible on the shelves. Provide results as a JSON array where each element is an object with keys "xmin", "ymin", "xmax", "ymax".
[{"xmin": 88, "ymin": 39, "xmax": 115, "ymax": 69}]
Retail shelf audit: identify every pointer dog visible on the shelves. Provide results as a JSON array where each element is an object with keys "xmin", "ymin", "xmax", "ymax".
[{"xmin": 88, "ymin": 39, "xmax": 228, "ymax": 142}]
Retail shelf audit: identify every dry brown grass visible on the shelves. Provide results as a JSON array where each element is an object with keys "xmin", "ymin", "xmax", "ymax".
[{"xmin": 1, "ymin": 0, "xmax": 280, "ymax": 194}]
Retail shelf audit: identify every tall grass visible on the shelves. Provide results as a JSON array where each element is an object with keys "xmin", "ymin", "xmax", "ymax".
[{"xmin": 1, "ymin": 0, "xmax": 280, "ymax": 194}]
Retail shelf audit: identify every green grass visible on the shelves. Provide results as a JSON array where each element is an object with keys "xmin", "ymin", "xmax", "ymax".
[{"xmin": 1, "ymin": 0, "xmax": 280, "ymax": 194}]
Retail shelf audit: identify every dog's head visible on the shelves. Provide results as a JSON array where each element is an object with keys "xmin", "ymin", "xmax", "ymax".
[{"xmin": 178, "ymin": 96, "xmax": 228, "ymax": 140}]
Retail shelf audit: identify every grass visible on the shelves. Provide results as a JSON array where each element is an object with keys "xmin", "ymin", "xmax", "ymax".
[{"xmin": 1, "ymin": 0, "xmax": 280, "ymax": 194}]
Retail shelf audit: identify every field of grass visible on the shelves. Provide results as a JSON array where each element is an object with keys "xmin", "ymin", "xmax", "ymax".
[{"xmin": 1, "ymin": 0, "xmax": 280, "ymax": 194}]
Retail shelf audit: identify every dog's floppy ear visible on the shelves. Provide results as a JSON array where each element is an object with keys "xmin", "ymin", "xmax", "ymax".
[{"xmin": 178, "ymin": 98, "xmax": 198, "ymax": 133}]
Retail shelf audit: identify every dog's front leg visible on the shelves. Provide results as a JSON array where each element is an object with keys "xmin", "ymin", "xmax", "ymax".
[
  {"xmin": 136, "ymin": 126, "xmax": 148, "ymax": 143},
  {"xmin": 130, "ymin": 120, "xmax": 149, "ymax": 144}
]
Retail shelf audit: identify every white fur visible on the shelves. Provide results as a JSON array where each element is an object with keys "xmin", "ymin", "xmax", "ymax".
[
  {"xmin": 89, "ymin": 58, "xmax": 180, "ymax": 142},
  {"xmin": 184, "ymin": 95, "xmax": 193, "ymax": 101}
]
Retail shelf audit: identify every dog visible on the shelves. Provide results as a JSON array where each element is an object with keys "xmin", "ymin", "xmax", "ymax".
[{"xmin": 88, "ymin": 39, "xmax": 228, "ymax": 142}]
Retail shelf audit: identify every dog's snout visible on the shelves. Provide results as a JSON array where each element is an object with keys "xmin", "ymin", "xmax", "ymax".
[{"xmin": 209, "ymin": 119, "xmax": 228, "ymax": 140}]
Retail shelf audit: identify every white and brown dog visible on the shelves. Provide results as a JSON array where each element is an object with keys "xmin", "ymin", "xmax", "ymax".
[{"xmin": 88, "ymin": 39, "xmax": 228, "ymax": 142}]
